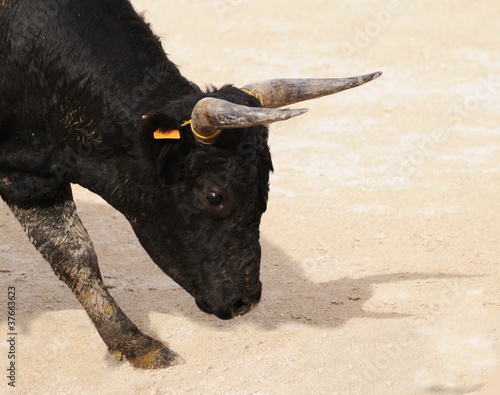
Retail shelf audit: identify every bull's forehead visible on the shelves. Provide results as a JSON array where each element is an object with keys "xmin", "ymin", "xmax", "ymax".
[{"xmin": 193, "ymin": 125, "xmax": 270, "ymax": 167}]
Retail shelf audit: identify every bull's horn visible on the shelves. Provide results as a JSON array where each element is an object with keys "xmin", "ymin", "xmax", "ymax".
[
  {"xmin": 241, "ymin": 71, "xmax": 382, "ymax": 108},
  {"xmin": 189, "ymin": 97, "xmax": 308, "ymax": 144}
]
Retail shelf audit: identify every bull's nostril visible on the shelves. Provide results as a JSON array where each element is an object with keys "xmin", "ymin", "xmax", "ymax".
[{"xmin": 232, "ymin": 299, "xmax": 252, "ymax": 317}]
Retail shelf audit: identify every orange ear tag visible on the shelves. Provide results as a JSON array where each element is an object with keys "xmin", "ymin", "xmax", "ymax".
[{"xmin": 153, "ymin": 129, "xmax": 181, "ymax": 140}]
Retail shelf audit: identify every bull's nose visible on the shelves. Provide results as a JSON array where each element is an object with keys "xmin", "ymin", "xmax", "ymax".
[
  {"xmin": 231, "ymin": 284, "xmax": 261, "ymax": 317},
  {"xmin": 231, "ymin": 298, "xmax": 253, "ymax": 317}
]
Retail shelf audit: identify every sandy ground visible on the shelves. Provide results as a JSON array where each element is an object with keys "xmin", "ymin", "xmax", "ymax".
[{"xmin": 1, "ymin": 1, "xmax": 499, "ymax": 394}]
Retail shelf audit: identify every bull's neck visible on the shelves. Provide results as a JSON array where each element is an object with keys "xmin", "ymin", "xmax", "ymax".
[{"xmin": 63, "ymin": 69, "xmax": 194, "ymax": 213}]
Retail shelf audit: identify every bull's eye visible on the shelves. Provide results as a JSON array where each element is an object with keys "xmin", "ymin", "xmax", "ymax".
[{"xmin": 206, "ymin": 192, "xmax": 223, "ymax": 205}]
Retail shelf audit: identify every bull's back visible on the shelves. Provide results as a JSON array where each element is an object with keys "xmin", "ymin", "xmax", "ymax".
[
  {"xmin": 1, "ymin": 0, "xmax": 162, "ymax": 105},
  {"xmin": 0, "ymin": 0, "xmax": 169, "ymax": 172}
]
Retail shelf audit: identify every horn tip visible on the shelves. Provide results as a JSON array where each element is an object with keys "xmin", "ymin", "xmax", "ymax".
[
  {"xmin": 360, "ymin": 71, "xmax": 383, "ymax": 85},
  {"xmin": 287, "ymin": 107, "xmax": 309, "ymax": 119},
  {"xmin": 277, "ymin": 107, "xmax": 309, "ymax": 120}
]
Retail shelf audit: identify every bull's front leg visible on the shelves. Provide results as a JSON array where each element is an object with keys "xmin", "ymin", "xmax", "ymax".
[{"xmin": 5, "ymin": 184, "xmax": 181, "ymax": 369}]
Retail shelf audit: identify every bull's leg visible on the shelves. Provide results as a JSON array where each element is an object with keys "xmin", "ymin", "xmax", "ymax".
[{"xmin": 4, "ymin": 184, "xmax": 181, "ymax": 369}]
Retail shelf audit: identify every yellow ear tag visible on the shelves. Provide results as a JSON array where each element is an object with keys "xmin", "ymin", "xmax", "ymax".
[{"xmin": 153, "ymin": 129, "xmax": 181, "ymax": 140}]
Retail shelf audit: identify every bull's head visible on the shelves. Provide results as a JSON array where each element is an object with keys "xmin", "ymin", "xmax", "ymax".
[{"xmin": 137, "ymin": 72, "xmax": 381, "ymax": 320}]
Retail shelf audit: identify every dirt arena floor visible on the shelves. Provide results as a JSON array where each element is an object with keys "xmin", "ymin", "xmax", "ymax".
[{"xmin": 1, "ymin": 1, "xmax": 499, "ymax": 394}]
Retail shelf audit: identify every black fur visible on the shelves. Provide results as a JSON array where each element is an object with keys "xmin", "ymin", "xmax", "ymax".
[{"xmin": 1, "ymin": 0, "xmax": 273, "ymax": 342}]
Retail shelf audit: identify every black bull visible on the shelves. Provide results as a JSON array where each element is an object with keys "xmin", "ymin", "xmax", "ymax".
[{"xmin": 0, "ymin": 0, "xmax": 381, "ymax": 368}]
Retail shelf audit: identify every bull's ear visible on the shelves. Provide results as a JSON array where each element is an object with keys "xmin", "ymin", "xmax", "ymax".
[{"xmin": 141, "ymin": 114, "xmax": 181, "ymax": 141}]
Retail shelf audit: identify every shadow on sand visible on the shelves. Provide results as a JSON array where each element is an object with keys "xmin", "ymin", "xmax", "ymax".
[
  {"xmin": 0, "ymin": 203, "xmax": 469, "ymax": 335},
  {"xmin": 96, "ymin": 237, "xmax": 469, "ymax": 332}
]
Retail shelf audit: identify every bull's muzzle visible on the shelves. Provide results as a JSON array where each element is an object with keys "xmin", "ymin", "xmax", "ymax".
[{"xmin": 196, "ymin": 282, "xmax": 262, "ymax": 320}]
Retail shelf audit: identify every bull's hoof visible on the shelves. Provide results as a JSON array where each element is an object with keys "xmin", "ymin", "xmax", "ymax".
[{"xmin": 129, "ymin": 347, "xmax": 185, "ymax": 369}]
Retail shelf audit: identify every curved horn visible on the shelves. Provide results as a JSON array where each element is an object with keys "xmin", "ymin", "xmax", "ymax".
[
  {"xmin": 189, "ymin": 97, "xmax": 308, "ymax": 144},
  {"xmin": 242, "ymin": 71, "xmax": 382, "ymax": 108}
]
